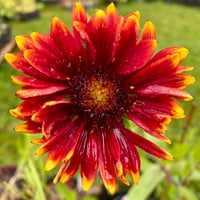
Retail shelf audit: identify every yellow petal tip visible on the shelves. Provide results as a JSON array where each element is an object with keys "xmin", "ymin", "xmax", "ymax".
[
  {"xmin": 134, "ymin": 11, "xmax": 140, "ymax": 21},
  {"xmin": 4, "ymin": 53, "xmax": 16, "ymax": 63},
  {"xmin": 82, "ymin": 176, "xmax": 94, "ymax": 192},
  {"xmin": 116, "ymin": 161, "xmax": 123, "ymax": 177},
  {"xmin": 15, "ymin": 124, "xmax": 27, "ymax": 132},
  {"xmin": 165, "ymin": 154, "xmax": 174, "ymax": 161},
  {"xmin": 163, "ymin": 137, "xmax": 171, "ymax": 144},
  {"xmin": 178, "ymin": 47, "xmax": 189, "ymax": 60},
  {"xmin": 131, "ymin": 171, "xmax": 140, "ymax": 184},
  {"xmin": 45, "ymin": 159, "xmax": 56, "ymax": 171},
  {"xmin": 106, "ymin": 183, "xmax": 116, "ymax": 195},
  {"xmin": 15, "ymin": 35, "xmax": 24, "ymax": 44},
  {"xmin": 31, "ymin": 138, "xmax": 44, "ymax": 145},
  {"xmin": 106, "ymin": 2, "xmax": 117, "ymax": 15},
  {"xmin": 53, "ymin": 177, "xmax": 58, "ymax": 184},
  {"xmin": 120, "ymin": 175, "xmax": 130, "ymax": 186},
  {"xmin": 60, "ymin": 173, "xmax": 68, "ymax": 184},
  {"xmin": 74, "ymin": 1, "xmax": 82, "ymax": 7},
  {"xmin": 42, "ymin": 101, "xmax": 56, "ymax": 109},
  {"xmin": 35, "ymin": 147, "xmax": 47, "ymax": 156},
  {"xmin": 95, "ymin": 10, "xmax": 105, "ymax": 19}
]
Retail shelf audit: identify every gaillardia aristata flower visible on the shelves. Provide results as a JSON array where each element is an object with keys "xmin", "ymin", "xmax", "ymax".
[{"xmin": 6, "ymin": 2, "xmax": 194, "ymax": 194}]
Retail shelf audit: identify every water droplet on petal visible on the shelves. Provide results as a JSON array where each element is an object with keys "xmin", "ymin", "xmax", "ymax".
[{"xmin": 67, "ymin": 63, "xmax": 71, "ymax": 68}]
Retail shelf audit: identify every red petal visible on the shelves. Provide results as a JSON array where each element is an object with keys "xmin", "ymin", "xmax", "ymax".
[
  {"xmin": 50, "ymin": 17, "xmax": 79, "ymax": 67},
  {"xmin": 107, "ymin": 129, "xmax": 122, "ymax": 177},
  {"xmin": 73, "ymin": 21, "xmax": 96, "ymax": 65},
  {"xmin": 16, "ymin": 85, "xmax": 68, "ymax": 99},
  {"xmin": 10, "ymin": 108, "xmax": 30, "ymax": 121},
  {"xmin": 5, "ymin": 53, "xmax": 49, "ymax": 80},
  {"xmin": 127, "ymin": 144, "xmax": 140, "ymax": 184},
  {"xmin": 98, "ymin": 129, "xmax": 117, "ymax": 194},
  {"xmin": 15, "ymin": 121, "xmax": 41, "ymax": 133},
  {"xmin": 128, "ymin": 47, "xmax": 193, "ymax": 89},
  {"xmin": 45, "ymin": 126, "xmax": 87, "ymax": 172},
  {"xmin": 131, "ymin": 96, "xmax": 185, "ymax": 119},
  {"xmin": 36, "ymin": 119, "xmax": 74, "ymax": 155},
  {"xmin": 88, "ymin": 8, "xmax": 120, "ymax": 66},
  {"xmin": 72, "ymin": 2, "xmax": 88, "ymax": 23},
  {"xmin": 11, "ymin": 76, "xmax": 66, "ymax": 87},
  {"xmin": 141, "ymin": 21, "xmax": 156, "ymax": 40},
  {"xmin": 33, "ymin": 100, "xmax": 73, "ymax": 123},
  {"xmin": 31, "ymin": 32, "xmax": 72, "ymax": 73},
  {"xmin": 105, "ymin": 2, "xmax": 119, "ymax": 18},
  {"xmin": 32, "ymin": 101, "xmax": 74, "ymax": 135},
  {"xmin": 31, "ymin": 32, "xmax": 58, "ymax": 57},
  {"xmin": 53, "ymin": 161, "xmax": 68, "ymax": 184},
  {"xmin": 81, "ymin": 130, "xmax": 98, "ymax": 191},
  {"xmin": 127, "ymin": 111, "xmax": 171, "ymax": 143},
  {"xmin": 156, "ymin": 73, "xmax": 195, "ymax": 89},
  {"xmin": 36, "ymin": 119, "xmax": 84, "ymax": 161},
  {"xmin": 60, "ymin": 129, "xmax": 88, "ymax": 183},
  {"xmin": 15, "ymin": 35, "xmax": 34, "ymax": 52},
  {"xmin": 111, "ymin": 11, "xmax": 140, "ymax": 68},
  {"xmin": 150, "ymin": 47, "xmax": 188, "ymax": 64},
  {"xmin": 45, "ymin": 149, "xmax": 65, "ymax": 171},
  {"xmin": 128, "ymin": 53, "xmax": 180, "ymax": 86},
  {"xmin": 10, "ymin": 93, "xmax": 66, "ymax": 119},
  {"xmin": 111, "ymin": 127, "xmax": 130, "ymax": 185},
  {"xmin": 24, "ymin": 49, "xmax": 68, "ymax": 80},
  {"xmin": 89, "ymin": 9, "xmax": 106, "ymax": 28},
  {"xmin": 135, "ymin": 85, "xmax": 193, "ymax": 101},
  {"xmin": 116, "ymin": 39, "xmax": 157, "ymax": 74},
  {"xmin": 121, "ymin": 127, "xmax": 173, "ymax": 161},
  {"xmin": 42, "ymin": 100, "xmax": 73, "ymax": 109},
  {"xmin": 177, "ymin": 65, "xmax": 194, "ymax": 73},
  {"xmin": 122, "ymin": 11, "xmax": 140, "ymax": 43},
  {"xmin": 60, "ymin": 157, "xmax": 79, "ymax": 184}
]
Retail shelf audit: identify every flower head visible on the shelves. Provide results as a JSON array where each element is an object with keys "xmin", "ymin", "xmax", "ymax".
[{"xmin": 6, "ymin": 2, "xmax": 195, "ymax": 194}]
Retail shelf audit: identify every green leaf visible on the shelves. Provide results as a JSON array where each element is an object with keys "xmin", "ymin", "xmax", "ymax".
[
  {"xmin": 183, "ymin": 161, "xmax": 192, "ymax": 178},
  {"xmin": 128, "ymin": 164, "xmax": 165, "ymax": 200},
  {"xmin": 188, "ymin": 170, "xmax": 200, "ymax": 182},
  {"xmin": 27, "ymin": 159, "xmax": 46, "ymax": 200},
  {"xmin": 83, "ymin": 196, "xmax": 97, "ymax": 200},
  {"xmin": 179, "ymin": 186, "xmax": 198, "ymax": 200},
  {"xmin": 171, "ymin": 143, "xmax": 190, "ymax": 159},
  {"xmin": 192, "ymin": 141, "xmax": 200, "ymax": 161},
  {"xmin": 123, "ymin": 116, "xmax": 140, "ymax": 133},
  {"xmin": 56, "ymin": 182, "xmax": 76, "ymax": 200}
]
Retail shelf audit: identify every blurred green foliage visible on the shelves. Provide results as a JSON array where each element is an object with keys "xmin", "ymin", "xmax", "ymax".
[
  {"xmin": 0, "ymin": 0, "xmax": 43, "ymax": 19},
  {"xmin": 0, "ymin": 1, "xmax": 200, "ymax": 199}
]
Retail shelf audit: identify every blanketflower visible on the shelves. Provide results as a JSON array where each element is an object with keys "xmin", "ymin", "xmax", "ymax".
[{"xmin": 6, "ymin": 2, "xmax": 194, "ymax": 194}]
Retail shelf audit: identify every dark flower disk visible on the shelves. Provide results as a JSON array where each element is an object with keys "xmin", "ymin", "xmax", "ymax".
[{"xmin": 5, "ymin": 2, "xmax": 195, "ymax": 194}]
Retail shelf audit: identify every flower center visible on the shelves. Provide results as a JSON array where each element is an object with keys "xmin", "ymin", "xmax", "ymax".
[
  {"xmin": 84, "ymin": 76, "xmax": 115, "ymax": 111},
  {"xmin": 71, "ymin": 69, "xmax": 128, "ymax": 120}
]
